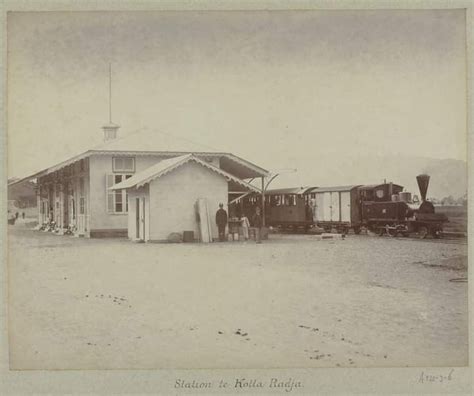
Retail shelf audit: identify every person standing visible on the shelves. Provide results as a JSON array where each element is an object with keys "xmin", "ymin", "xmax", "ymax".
[
  {"xmin": 252, "ymin": 206, "xmax": 263, "ymax": 244},
  {"xmin": 215, "ymin": 203, "xmax": 228, "ymax": 242},
  {"xmin": 240, "ymin": 214, "xmax": 250, "ymax": 241}
]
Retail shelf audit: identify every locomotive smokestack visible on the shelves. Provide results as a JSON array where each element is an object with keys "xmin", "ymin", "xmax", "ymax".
[{"xmin": 416, "ymin": 174, "xmax": 430, "ymax": 202}]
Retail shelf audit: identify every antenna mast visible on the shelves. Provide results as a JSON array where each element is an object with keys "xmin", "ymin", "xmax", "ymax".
[
  {"xmin": 109, "ymin": 62, "xmax": 112, "ymax": 123},
  {"xmin": 101, "ymin": 63, "xmax": 119, "ymax": 141}
]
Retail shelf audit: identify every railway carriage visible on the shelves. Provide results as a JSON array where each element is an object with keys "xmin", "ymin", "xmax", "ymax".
[
  {"xmin": 305, "ymin": 185, "xmax": 362, "ymax": 234},
  {"xmin": 264, "ymin": 187, "xmax": 313, "ymax": 230}
]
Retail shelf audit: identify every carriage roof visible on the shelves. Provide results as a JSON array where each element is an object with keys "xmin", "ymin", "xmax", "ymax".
[
  {"xmin": 265, "ymin": 187, "xmax": 314, "ymax": 195},
  {"xmin": 305, "ymin": 185, "xmax": 361, "ymax": 193}
]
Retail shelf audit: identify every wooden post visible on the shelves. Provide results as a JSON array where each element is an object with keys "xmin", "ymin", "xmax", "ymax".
[{"xmin": 261, "ymin": 176, "xmax": 265, "ymax": 227}]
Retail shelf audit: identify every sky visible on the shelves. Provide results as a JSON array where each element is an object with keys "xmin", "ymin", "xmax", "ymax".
[{"xmin": 7, "ymin": 10, "xmax": 467, "ymax": 186}]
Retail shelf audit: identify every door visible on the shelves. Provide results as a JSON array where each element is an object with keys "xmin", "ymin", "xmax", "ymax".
[
  {"xmin": 340, "ymin": 191, "xmax": 351, "ymax": 222},
  {"xmin": 140, "ymin": 197, "xmax": 146, "ymax": 240},
  {"xmin": 323, "ymin": 192, "xmax": 331, "ymax": 221},
  {"xmin": 314, "ymin": 193, "xmax": 323, "ymax": 222},
  {"xmin": 136, "ymin": 197, "xmax": 146, "ymax": 241},
  {"xmin": 330, "ymin": 192, "xmax": 340, "ymax": 222},
  {"xmin": 77, "ymin": 178, "xmax": 86, "ymax": 235},
  {"xmin": 135, "ymin": 198, "xmax": 140, "ymax": 239}
]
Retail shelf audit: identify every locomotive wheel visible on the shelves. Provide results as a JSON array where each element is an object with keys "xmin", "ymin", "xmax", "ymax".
[
  {"xmin": 353, "ymin": 227, "xmax": 361, "ymax": 235},
  {"xmin": 418, "ymin": 226, "xmax": 429, "ymax": 239}
]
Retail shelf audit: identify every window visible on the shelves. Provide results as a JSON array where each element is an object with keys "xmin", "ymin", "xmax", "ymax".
[
  {"xmin": 79, "ymin": 198, "xmax": 85, "ymax": 215},
  {"xmin": 113, "ymin": 157, "xmax": 135, "ymax": 173},
  {"xmin": 290, "ymin": 195, "xmax": 297, "ymax": 206},
  {"xmin": 106, "ymin": 174, "xmax": 132, "ymax": 213}
]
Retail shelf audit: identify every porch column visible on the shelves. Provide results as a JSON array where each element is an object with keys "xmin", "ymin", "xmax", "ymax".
[
  {"xmin": 36, "ymin": 185, "xmax": 41, "ymax": 225},
  {"xmin": 261, "ymin": 176, "xmax": 265, "ymax": 227}
]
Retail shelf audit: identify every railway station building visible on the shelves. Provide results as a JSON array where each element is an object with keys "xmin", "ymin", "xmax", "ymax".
[
  {"xmin": 110, "ymin": 154, "xmax": 261, "ymax": 242},
  {"xmin": 10, "ymin": 124, "xmax": 269, "ymax": 238}
]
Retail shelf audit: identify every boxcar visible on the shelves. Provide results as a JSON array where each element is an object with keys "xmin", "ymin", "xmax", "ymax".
[{"xmin": 306, "ymin": 185, "xmax": 362, "ymax": 233}]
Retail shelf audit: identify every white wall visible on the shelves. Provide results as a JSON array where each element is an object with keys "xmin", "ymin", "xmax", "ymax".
[
  {"xmin": 88, "ymin": 154, "xmax": 222, "ymax": 232},
  {"xmin": 89, "ymin": 154, "xmax": 167, "ymax": 231},
  {"xmin": 148, "ymin": 161, "xmax": 228, "ymax": 241}
]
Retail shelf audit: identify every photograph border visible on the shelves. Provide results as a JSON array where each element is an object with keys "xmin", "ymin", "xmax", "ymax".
[{"xmin": 0, "ymin": 0, "xmax": 472, "ymax": 394}]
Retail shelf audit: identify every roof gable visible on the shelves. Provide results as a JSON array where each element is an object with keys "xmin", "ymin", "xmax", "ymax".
[{"xmin": 110, "ymin": 154, "xmax": 261, "ymax": 193}]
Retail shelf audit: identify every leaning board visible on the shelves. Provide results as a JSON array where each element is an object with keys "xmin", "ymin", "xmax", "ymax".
[{"xmin": 196, "ymin": 198, "xmax": 212, "ymax": 243}]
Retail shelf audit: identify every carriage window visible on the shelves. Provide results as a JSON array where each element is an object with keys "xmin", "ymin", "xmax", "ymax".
[
  {"xmin": 283, "ymin": 195, "xmax": 297, "ymax": 206},
  {"xmin": 375, "ymin": 189, "xmax": 385, "ymax": 199}
]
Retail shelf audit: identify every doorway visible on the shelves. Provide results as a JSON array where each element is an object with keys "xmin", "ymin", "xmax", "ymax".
[{"xmin": 136, "ymin": 197, "xmax": 146, "ymax": 241}]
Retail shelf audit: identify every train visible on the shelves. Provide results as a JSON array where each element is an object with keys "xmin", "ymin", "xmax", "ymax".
[{"xmin": 233, "ymin": 174, "xmax": 448, "ymax": 238}]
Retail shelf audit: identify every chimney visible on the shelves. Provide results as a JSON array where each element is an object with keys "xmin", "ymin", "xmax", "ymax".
[
  {"xmin": 416, "ymin": 174, "xmax": 430, "ymax": 202},
  {"xmin": 102, "ymin": 122, "xmax": 120, "ymax": 142}
]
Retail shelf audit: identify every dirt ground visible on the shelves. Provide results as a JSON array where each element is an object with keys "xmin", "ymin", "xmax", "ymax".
[{"xmin": 7, "ymin": 225, "xmax": 468, "ymax": 370}]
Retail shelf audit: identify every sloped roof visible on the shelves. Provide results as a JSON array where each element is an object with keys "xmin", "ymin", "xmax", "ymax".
[
  {"xmin": 91, "ymin": 128, "xmax": 218, "ymax": 153},
  {"xmin": 110, "ymin": 154, "xmax": 261, "ymax": 193},
  {"xmin": 9, "ymin": 129, "xmax": 268, "ymax": 186}
]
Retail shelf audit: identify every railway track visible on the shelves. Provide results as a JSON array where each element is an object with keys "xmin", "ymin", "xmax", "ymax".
[
  {"xmin": 388, "ymin": 236, "xmax": 467, "ymax": 245},
  {"xmin": 356, "ymin": 231, "xmax": 467, "ymax": 244},
  {"xmin": 273, "ymin": 229, "xmax": 468, "ymax": 244}
]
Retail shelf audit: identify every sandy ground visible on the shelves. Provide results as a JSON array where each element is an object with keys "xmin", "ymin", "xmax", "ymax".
[{"xmin": 7, "ymin": 225, "xmax": 468, "ymax": 370}]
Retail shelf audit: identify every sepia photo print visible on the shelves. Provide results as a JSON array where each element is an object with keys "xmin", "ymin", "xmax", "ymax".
[{"xmin": 3, "ymin": 3, "xmax": 471, "ymax": 394}]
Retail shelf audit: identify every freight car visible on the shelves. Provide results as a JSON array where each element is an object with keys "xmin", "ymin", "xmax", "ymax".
[
  {"xmin": 305, "ymin": 185, "xmax": 362, "ymax": 233},
  {"xmin": 303, "ymin": 182, "xmax": 403, "ymax": 234}
]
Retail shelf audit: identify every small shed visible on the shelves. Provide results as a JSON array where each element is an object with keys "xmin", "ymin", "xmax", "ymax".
[{"xmin": 111, "ymin": 154, "xmax": 260, "ymax": 242}]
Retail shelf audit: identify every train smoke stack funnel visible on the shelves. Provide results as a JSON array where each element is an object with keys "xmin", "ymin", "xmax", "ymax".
[{"xmin": 416, "ymin": 174, "xmax": 430, "ymax": 202}]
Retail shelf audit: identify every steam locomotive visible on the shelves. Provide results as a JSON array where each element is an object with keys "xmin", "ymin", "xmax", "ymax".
[
  {"xmin": 236, "ymin": 174, "xmax": 448, "ymax": 238},
  {"xmin": 359, "ymin": 174, "xmax": 448, "ymax": 238}
]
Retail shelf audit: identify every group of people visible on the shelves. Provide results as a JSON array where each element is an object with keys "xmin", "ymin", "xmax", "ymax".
[
  {"xmin": 215, "ymin": 203, "xmax": 263, "ymax": 244},
  {"xmin": 7, "ymin": 210, "xmax": 25, "ymax": 223}
]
